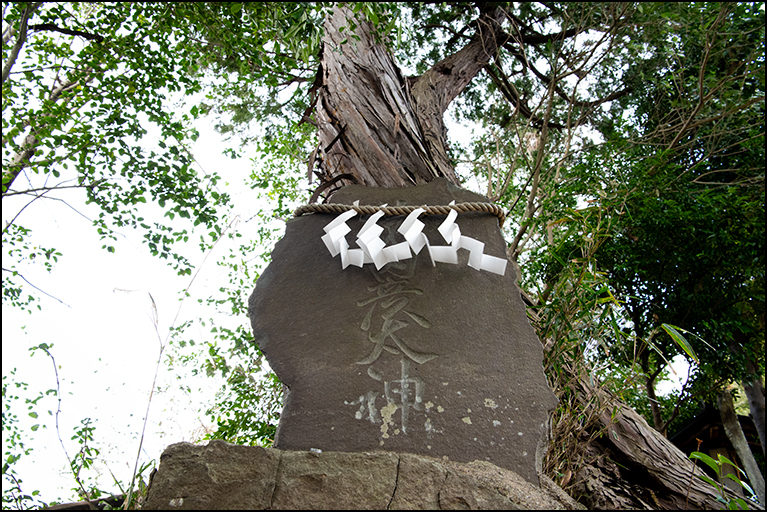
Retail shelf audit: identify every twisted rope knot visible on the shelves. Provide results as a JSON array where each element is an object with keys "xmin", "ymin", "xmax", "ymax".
[{"xmin": 294, "ymin": 202, "xmax": 506, "ymax": 227}]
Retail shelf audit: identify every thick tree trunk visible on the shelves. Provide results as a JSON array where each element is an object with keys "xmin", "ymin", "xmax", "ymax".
[
  {"xmin": 315, "ymin": 7, "xmax": 451, "ymax": 190},
  {"xmin": 718, "ymin": 389, "xmax": 765, "ymax": 505},
  {"xmin": 314, "ymin": 6, "xmax": 507, "ymax": 194},
  {"xmin": 310, "ymin": 5, "xmax": 752, "ymax": 509}
]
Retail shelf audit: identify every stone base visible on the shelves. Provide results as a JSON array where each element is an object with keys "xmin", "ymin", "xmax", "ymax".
[{"xmin": 143, "ymin": 440, "xmax": 583, "ymax": 510}]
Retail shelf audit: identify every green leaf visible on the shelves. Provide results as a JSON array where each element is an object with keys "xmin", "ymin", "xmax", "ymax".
[
  {"xmin": 722, "ymin": 473, "xmax": 748, "ymax": 489},
  {"xmin": 727, "ymin": 497, "xmax": 750, "ymax": 510},
  {"xmin": 661, "ymin": 324, "xmax": 699, "ymax": 363},
  {"xmin": 716, "ymin": 453, "xmax": 740, "ymax": 471},
  {"xmin": 697, "ymin": 473, "xmax": 722, "ymax": 489},
  {"xmin": 690, "ymin": 451, "xmax": 721, "ymax": 476}
]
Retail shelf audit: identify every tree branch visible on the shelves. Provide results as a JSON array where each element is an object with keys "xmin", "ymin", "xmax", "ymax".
[
  {"xmin": 2, "ymin": 2, "xmax": 42, "ymax": 44},
  {"xmin": 2, "ymin": 268, "xmax": 72, "ymax": 308},
  {"xmin": 3, "ymin": 180, "xmax": 106, "ymax": 197},
  {"xmin": 412, "ymin": 6, "xmax": 510, "ymax": 114},
  {"xmin": 2, "ymin": 3, "xmax": 37, "ymax": 83},
  {"xmin": 420, "ymin": 22, "xmax": 472, "ymax": 45},
  {"xmin": 3, "ymin": 68, "xmax": 96, "ymax": 193},
  {"xmin": 666, "ymin": 7, "xmax": 729, "ymax": 151},
  {"xmin": 519, "ymin": 26, "xmax": 581, "ymax": 45},
  {"xmin": 483, "ymin": 61, "xmax": 566, "ymax": 129},
  {"xmin": 408, "ymin": 6, "xmax": 511, "ymax": 180},
  {"xmin": 503, "ymin": 10, "xmax": 584, "ymax": 45},
  {"xmin": 29, "ymin": 22, "xmax": 105, "ymax": 43},
  {"xmin": 309, "ymin": 173, "xmax": 358, "ymax": 204}
]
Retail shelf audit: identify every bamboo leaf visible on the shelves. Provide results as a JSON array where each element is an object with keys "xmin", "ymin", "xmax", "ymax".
[
  {"xmin": 690, "ymin": 451, "xmax": 721, "ymax": 476},
  {"xmin": 661, "ymin": 324, "xmax": 699, "ymax": 363}
]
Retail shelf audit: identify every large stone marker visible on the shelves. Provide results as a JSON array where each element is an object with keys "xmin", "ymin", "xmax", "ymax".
[{"xmin": 248, "ymin": 178, "xmax": 557, "ymax": 484}]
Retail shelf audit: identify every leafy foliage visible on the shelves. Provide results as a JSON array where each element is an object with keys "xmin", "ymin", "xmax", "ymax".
[
  {"xmin": 2, "ymin": 2, "xmax": 232, "ymax": 309},
  {"xmin": 2, "ymin": 368, "xmax": 50, "ymax": 509},
  {"xmin": 690, "ymin": 451, "xmax": 756, "ymax": 509},
  {"xmin": 576, "ymin": 2, "xmax": 765, "ymax": 435}
]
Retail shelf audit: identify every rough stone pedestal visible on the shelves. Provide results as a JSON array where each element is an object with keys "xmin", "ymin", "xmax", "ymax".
[
  {"xmin": 143, "ymin": 441, "xmax": 583, "ymax": 510},
  {"xmin": 248, "ymin": 179, "xmax": 557, "ymax": 485}
]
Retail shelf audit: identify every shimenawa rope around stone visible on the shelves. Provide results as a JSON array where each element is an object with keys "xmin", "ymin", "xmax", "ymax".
[{"xmin": 293, "ymin": 202, "xmax": 506, "ymax": 227}]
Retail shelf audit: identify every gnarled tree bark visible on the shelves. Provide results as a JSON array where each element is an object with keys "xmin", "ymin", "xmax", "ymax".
[
  {"xmin": 314, "ymin": 6, "xmax": 508, "ymax": 193},
  {"xmin": 568, "ymin": 375, "xmax": 748, "ymax": 509}
]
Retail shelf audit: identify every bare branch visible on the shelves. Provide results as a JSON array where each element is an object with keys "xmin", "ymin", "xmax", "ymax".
[
  {"xmin": 666, "ymin": 6, "xmax": 729, "ymax": 151},
  {"xmin": 690, "ymin": 169, "xmax": 764, "ymax": 187},
  {"xmin": 483, "ymin": 62, "xmax": 566, "ymax": 129},
  {"xmin": 503, "ymin": 10, "xmax": 584, "ymax": 45},
  {"xmin": 502, "ymin": 9, "xmax": 633, "ymax": 114},
  {"xmin": 2, "ymin": 268, "xmax": 72, "ymax": 307},
  {"xmin": 8, "ymin": 64, "xmax": 80, "ymax": 74},
  {"xmin": 420, "ymin": 22, "xmax": 472, "ymax": 44},
  {"xmin": 3, "ymin": 180, "xmax": 106, "ymax": 197}
]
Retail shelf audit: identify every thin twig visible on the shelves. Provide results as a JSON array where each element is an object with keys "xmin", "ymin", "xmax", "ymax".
[
  {"xmin": 1, "ymin": 268, "xmax": 72, "ymax": 307},
  {"xmin": 41, "ymin": 346, "xmax": 93, "ymax": 505},
  {"xmin": 123, "ymin": 215, "xmax": 241, "ymax": 509}
]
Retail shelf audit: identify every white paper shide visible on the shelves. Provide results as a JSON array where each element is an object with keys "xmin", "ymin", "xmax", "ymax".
[{"xmin": 321, "ymin": 202, "xmax": 507, "ymax": 276}]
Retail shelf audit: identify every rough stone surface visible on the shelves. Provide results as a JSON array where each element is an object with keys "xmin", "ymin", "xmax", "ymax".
[
  {"xmin": 272, "ymin": 450, "xmax": 398, "ymax": 509},
  {"xmin": 248, "ymin": 179, "xmax": 557, "ymax": 484},
  {"xmin": 143, "ymin": 441, "xmax": 584, "ymax": 510},
  {"xmin": 143, "ymin": 440, "xmax": 279, "ymax": 510}
]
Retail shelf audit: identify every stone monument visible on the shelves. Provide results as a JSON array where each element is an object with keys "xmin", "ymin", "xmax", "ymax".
[{"xmin": 248, "ymin": 178, "xmax": 557, "ymax": 485}]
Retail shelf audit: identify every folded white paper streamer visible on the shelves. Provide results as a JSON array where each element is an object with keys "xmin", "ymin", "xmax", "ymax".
[{"xmin": 321, "ymin": 202, "xmax": 507, "ymax": 275}]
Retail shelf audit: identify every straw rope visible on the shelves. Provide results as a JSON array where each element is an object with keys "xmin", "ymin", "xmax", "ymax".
[{"xmin": 293, "ymin": 202, "xmax": 505, "ymax": 227}]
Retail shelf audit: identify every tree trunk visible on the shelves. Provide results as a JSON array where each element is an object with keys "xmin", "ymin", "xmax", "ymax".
[
  {"xmin": 640, "ymin": 347, "xmax": 667, "ymax": 436},
  {"xmin": 566, "ymin": 374, "xmax": 748, "ymax": 509},
  {"xmin": 311, "ymin": 5, "xmax": 750, "ymax": 509},
  {"xmin": 742, "ymin": 369, "xmax": 766, "ymax": 457},
  {"xmin": 731, "ymin": 332, "xmax": 766, "ymax": 457},
  {"xmin": 315, "ymin": 6, "xmax": 507, "ymax": 193},
  {"xmin": 718, "ymin": 388, "xmax": 765, "ymax": 505}
]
